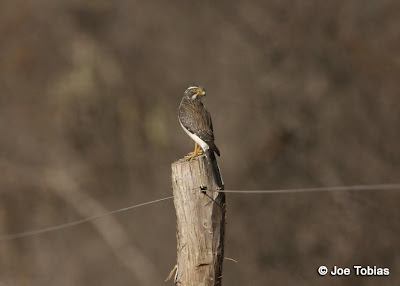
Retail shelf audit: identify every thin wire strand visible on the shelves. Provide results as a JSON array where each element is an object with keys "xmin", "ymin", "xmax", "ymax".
[
  {"xmin": 206, "ymin": 183, "xmax": 400, "ymax": 194},
  {"xmin": 0, "ymin": 196, "xmax": 174, "ymax": 241},
  {"xmin": 2, "ymin": 183, "xmax": 400, "ymax": 241}
]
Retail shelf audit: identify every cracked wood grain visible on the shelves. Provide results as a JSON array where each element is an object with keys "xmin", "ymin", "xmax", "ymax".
[{"xmin": 171, "ymin": 155, "xmax": 225, "ymax": 286}]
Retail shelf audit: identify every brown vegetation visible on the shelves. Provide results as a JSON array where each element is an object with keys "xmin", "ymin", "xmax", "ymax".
[{"xmin": 0, "ymin": 1, "xmax": 399, "ymax": 285}]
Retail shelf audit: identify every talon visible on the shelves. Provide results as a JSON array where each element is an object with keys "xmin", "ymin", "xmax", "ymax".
[
  {"xmin": 184, "ymin": 142, "xmax": 202, "ymax": 159},
  {"xmin": 184, "ymin": 152, "xmax": 195, "ymax": 159}
]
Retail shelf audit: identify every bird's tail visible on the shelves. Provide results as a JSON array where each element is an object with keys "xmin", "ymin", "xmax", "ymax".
[
  {"xmin": 205, "ymin": 149, "xmax": 216, "ymax": 163},
  {"xmin": 205, "ymin": 149, "xmax": 223, "ymax": 187}
]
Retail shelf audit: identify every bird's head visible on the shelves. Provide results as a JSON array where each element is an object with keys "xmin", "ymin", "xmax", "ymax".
[{"xmin": 184, "ymin": 85, "xmax": 206, "ymax": 100}]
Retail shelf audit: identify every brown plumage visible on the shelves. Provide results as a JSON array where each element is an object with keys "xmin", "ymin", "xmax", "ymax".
[{"xmin": 178, "ymin": 86, "xmax": 220, "ymax": 157}]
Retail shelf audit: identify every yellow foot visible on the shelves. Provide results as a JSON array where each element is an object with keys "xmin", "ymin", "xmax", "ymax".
[
  {"xmin": 184, "ymin": 152, "xmax": 195, "ymax": 159},
  {"xmin": 184, "ymin": 147, "xmax": 203, "ymax": 159}
]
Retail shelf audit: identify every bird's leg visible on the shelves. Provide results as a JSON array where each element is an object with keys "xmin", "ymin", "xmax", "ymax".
[
  {"xmin": 194, "ymin": 144, "xmax": 203, "ymax": 155},
  {"xmin": 192, "ymin": 142, "xmax": 198, "ymax": 156},
  {"xmin": 185, "ymin": 142, "xmax": 202, "ymax": 159}
]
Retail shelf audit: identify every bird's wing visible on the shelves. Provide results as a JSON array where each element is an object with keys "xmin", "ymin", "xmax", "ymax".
[{"xmin": 179, "ymin": 99, "xmax": 215, "ymax": 144}]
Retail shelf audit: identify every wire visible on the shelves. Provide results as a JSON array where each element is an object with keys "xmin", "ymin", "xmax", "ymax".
[
  {"xmin": 207, "ymin": 183, "xmax": 400, "ymax": 194},
  {"xmin": 0, "ymin": 196, "xmax": 174, "ymax": 241},
  {"xmin": 1, "ymin": 183, "xmax": 400, "ymax": 241}
]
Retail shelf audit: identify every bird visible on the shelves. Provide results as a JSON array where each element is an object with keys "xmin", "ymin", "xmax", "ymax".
[{"xmin": 178, "ymin": 85, "xmax": 220, "ymax": 161}]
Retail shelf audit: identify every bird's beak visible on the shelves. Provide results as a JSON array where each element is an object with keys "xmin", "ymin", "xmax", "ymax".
[{"xmin": 201, "ymin": 91, "xmax": 206, "ymax": 97}]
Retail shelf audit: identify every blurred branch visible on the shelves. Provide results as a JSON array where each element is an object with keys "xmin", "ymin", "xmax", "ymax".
[
  {"xmin": 45, "ymin": 169, "xmax": 160, "ymax": 285},
  {"xmin": 212, "ymin": 2, "xmax": 273, "ymax": 64}
]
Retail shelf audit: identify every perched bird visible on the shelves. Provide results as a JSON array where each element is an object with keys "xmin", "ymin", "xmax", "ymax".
[{"xmin": 178, "ymin": 85, "xmax": 220, "ymax": 161}]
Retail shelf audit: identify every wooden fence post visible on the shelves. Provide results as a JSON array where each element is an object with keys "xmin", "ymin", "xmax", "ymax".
[{"xmin": 171, "ymin": 155, "xmax": 225, "ymax": 285}]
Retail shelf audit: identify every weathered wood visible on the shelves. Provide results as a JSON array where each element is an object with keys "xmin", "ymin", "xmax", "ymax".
[{"xmin": 171, "ymin": 155, "xmax": 225, "ymax": 286}]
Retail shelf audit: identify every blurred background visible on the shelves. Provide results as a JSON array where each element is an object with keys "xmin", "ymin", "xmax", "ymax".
[{"xmin": 0, "ymin": 0, "xmax": 399, "ymax": 285}]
